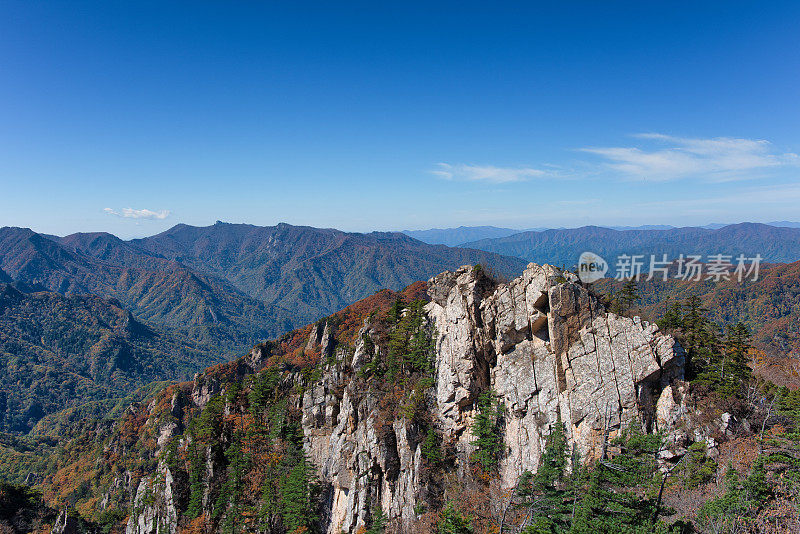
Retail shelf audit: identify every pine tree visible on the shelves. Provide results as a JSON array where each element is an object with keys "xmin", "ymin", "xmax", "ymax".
[
  {"xmin": 186, "ymin": 441, "xmax": 206, "ymax": 519},
  {"xmin": 405, "ymin": 301, "xmax": 434, "ymax": 374},
  {"xmin": 386, "ymin": 299, "xmax": 434, "ymax": 380},
  {"xmin": 470, "ymin": 391, "xmax": 503, "ymax": 474},
  {"xmin": 533, "ymin": 421, "xmax": 568, "ymax": 491},
  {"xmin": 657, "ymin": 301, "xmax": 683, "ymax": 330},
  {"xmin": 421, "ymin": 427, "xmax": 443, "ymax": 463},
  {"xmin": 694, "ymin": 322, "xmax": 723, "ymax": 388},
  {"xmin": 366, "ymin": 506, "xmax": 388, "ymax": 534},
  {"xmin": 698, "ymin": 461, "xmax": 771, "ymax": 533},
  {"xmin": 519, "ymin": 420, "xmax": 573, "ymax": 531},
  {"xmin": 679, "ymin": 442, "xmax": 717, "ymax": 489},
  {"xmin": 388, "ymin": 297, "xmax": 406, "ymax": 325},
  {"xmin": 570, "ymin": 427, "xmax": 665, "ymax": 532},
  {"xmin": 720, "ymin": 322, "xmax": 752, "ymax": 398},
  {"xmin": 437, "ymin": 502, "xmax": 473, "ymax": 534},
  {"xmin": 617, "ymin": 278, "xmax": 639, "ymax": 313},
  {"xmin": 682, "ymin": 295, "xmax": 708, "ymax": 377},
  {"xmin": 279, "ymin": 453, "xmax": 316, "ymax": 532},
  {"xmin": 217, "ymin": 434, "xmax": 248, "ymax": 533}
]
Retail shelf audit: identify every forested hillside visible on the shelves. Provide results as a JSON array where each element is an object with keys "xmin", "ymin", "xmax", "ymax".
[
  {"xmin": 0, "ymin": 284, "xmax": 222, "ymax": 433},
  {"xmin": 129, "ymin": 222, "xmax": 526, "ymax": 323},
  {"xmin": 0, "ymin": 227, "xmax": 289, "ymax": 349}
]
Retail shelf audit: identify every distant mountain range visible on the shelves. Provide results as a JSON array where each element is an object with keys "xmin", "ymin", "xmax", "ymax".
[
  {"xmin": 4, "ymin": 219, "xmax": 800, "ymax": 434},
  {"xmin": 462, "ymin": 223, "xmax": 800, "ymax": 269},
  {"xmin": 128, "ymin": 222, "xmax": 525, "ymax": 322},
  {"xmin": 403, "ymin": 221, "xmax": 800, "ymax": 246},
  {"xmin": 0, "ymin": 222, "xmax": 526, "ymax": 348},
  {"xmin": 0, "ymin": 226, "xmax": 287, "ymax": 350},
  {"xmin": 402, "ymin": 226, "xmax": 535, "ymax": 246}
]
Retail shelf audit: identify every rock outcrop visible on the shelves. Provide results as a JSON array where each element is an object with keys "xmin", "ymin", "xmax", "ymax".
[
  {"xmin": 125, "ymin": 463, "xmax": 179, "ymax": 534},
  {"xmin": 301, "ymin": 263, "xmax": 685, "ymax": 532},
  {"xmin": 119, "ymin": 263, "xmax": 687, "ymax": 534}
]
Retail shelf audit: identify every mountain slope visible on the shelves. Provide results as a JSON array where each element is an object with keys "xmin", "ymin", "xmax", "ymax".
[
  {"xmin": 128, "ymin": 222, "xmax": 528, "ymax": 324},
  {"xmin": 1, "ymin": 223, "xmax": 527, "ymax": 349},
  {"xmin": 0, "ymin": 284, "xmax": 223, "ymax": 433},
  {"xmin": 6, "ymin": 264, "xmax": 798, "ymax": 533},
  {"xmin": 464, "ymin": 222, "xmax": 800, "ymax": 268},
  {"xmin": 0, "ymin": 227, "xmax": 287, "ymax": 348},
  {"xmin": 22, "ymin": 264, "xmax": 695, "ymax": 533}
]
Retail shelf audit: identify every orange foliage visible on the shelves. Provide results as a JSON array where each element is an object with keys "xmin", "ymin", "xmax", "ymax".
[
  {"xmin": 183, "ymin": 514, "xmax": 208, "ymax": 534},
  {"xmin": 330, "ymin": 281, "xmax": 428, "ymax": 347}
]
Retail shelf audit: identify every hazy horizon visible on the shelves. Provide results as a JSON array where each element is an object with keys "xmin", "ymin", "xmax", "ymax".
[{"xmin": 6, "ymin": 218, "xmax": 800, "ymax": 242}]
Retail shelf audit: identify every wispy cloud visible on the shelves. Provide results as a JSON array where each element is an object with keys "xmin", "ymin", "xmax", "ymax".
[
  {"xmin": 579, "ymin": 133, "xmax": 798, "ymax": 181},
  {"xmin": 431, "ymin": 163, "xmax": 547, "ymax": 183},
  {"xmin": 104, "ymin": 207, "xmax": 170, "ymax": 220}
]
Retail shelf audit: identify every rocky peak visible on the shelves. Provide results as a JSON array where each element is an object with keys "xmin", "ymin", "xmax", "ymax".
[
  {"xmin": 118, "ymin": 263, "xmax": 687, "ymax": 534},
  {"xmin": 426, "ymin": 263, "xmax": 684, "ymax": 484},
  {"xmin": 297, "ymin": 263, "xmax": 685, "ymax": 532}
]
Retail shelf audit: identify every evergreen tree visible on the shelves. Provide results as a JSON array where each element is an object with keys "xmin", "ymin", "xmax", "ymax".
[
  {"xmin": 388, "ymin": 297, "xmax": 406, "ymax": 325},
  {"xmin": 217, "ymin": 434, "xmax": 248, "ymax": 532},
  {"xmin": 720, "ymin": 322, "xmax": 752, "ymax": 397},
  {"xmin": 517, "ymin": 420, "xmax": 574, "ymax": 532},
  {"xmin": 404, "ymin": 301, "xmax": 435, "ymax": 374},
  {"xmin": 279, "ymin": 453, "xmax": 316, "ymax": 532},
  {"xmin": 697, "ymin": 462, "xmax": 771, "ymax": 533},
  {"xmin": 366, "ymin": 506, "xmax": 388, "ymax": 534},
  {"xmin": 617, "ymin": 278, "xmax": 640, "ymax": 313},
  {"xmin": 694, "ymin": 322, "xmax": 723, "ymax": 388},
  {"xmin": 657, "ymin": 301, "xmax": 683, "ymax": 330},
  {"xmin": 421, "ymin": 427, "xmax": 443, "ymax": 463},
  {"xmin": 533, "ymin": 421, "xmax": 568, "ymax": 492},
  {"xmin": 258, "ymin": 464, "xmax": 280, "ymax": 531},
  {"xmin": 185, "ymin": 440, "xmax": 206, "ymax": 519},
  {"xmin": 470, "ymin": 391, "xmax": 503, "ymax": 474},
  {"xmin": 679, "ymin": 442, "xmax": 717, "ymax": 489},
  {"xmin": 681, "ymin": 295, "xmax": 708, "ymax": 377},
  {"xmin": 437, "ymin": 502, "xmax": 473, "ymax": 534},
  {"xmin": 248, "ymin": 367, "xmax": 280, "ymax": 418},
  {"xmin": 386, "ymin": 299, "xmax": 434, "ymax": 380},
  {"xmin": 570, "ymin": 427, "xmax": 667, "ymax": 532}
]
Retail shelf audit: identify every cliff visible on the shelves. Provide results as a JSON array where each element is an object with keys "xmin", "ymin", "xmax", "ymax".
[
  {"xmin": 41, "ymin": 263, "xmax": 690, "ymax": 533},
  {"xmin": 299, "ymin": 263, "xmax": 684, "ymax": 532}
]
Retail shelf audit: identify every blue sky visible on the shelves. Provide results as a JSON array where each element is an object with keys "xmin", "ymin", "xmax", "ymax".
[{"xmin": 2, "ymin": 1, "xmax": 799, "ymax": 238}]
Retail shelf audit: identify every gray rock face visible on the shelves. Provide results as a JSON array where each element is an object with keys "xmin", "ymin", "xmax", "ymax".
[
  {"xmin": 119, "ymin": 263, "xmax": 686, "ymax": 534},
  {"xmin": 51, "ymin": 509, "xmax": 82, "ymax": 534},
  {"xmin": 303, "ymin": 263, "xmax": 685, "ymax": 532},
  {"xmin": 125, "ymin": 463, "xmax": 178, "ymax": 534}
]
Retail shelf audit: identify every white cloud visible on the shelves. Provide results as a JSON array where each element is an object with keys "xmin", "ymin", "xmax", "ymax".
[
  {"xmin": 579, "ymin": 133, "xmax": 798, "ymax": 181},
  {"xmin": 431, "ymin": 163, "xmax": 547, "ymax": 183},
  {"xmin": 104, "ymin": 207, "xmax": 170, "ymax": 220}
]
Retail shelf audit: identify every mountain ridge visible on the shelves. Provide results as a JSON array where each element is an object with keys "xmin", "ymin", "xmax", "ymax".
[
  {"xmin": 462, "ymin": 222, "xmax": 800, "ymax": 268},
  {"xmin": 0, "ymin": 222, "xmax": 527, "ymax": 347},
  {"xmin": 401, "ymin": 221, "xmax": 800, "ymax": 246}
]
